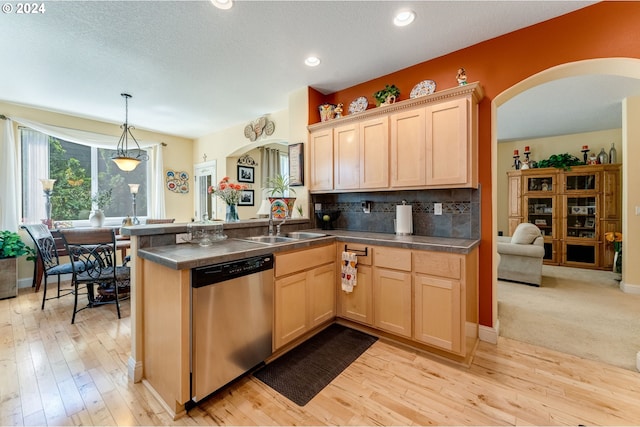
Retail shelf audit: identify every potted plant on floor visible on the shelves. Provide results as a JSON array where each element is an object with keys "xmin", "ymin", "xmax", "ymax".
[
  {"xmin": 264, "ymin": 174, "xmax": 296, "ymax": 219},
  {"xmin": 0, "ymin": 230, "xmax": 35, "ymax": 300}
]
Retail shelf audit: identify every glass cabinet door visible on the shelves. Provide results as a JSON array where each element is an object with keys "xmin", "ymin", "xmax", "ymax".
[
  {"xmin": 525, "ymin": 196, "xmax": 554, "ymax": 237},
  {"xmin": 563, "ymin": 195, "xmax": 598, "ymax": 268},
  {"xmin": 565, "ymin": 196, "xmax": 597, "ymax": 240},
  {"xmin": 524, "ymin": 174, "xmax": 554, "ymax": 193},
  {"xmin": 564, "ymin": 171, "xmax": 598, "ymax": 192}
]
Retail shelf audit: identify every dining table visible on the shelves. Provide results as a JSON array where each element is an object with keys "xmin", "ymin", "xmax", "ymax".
[{"xmin": 32, "ymin": 227, "xmax": 130, "ymax": 292}]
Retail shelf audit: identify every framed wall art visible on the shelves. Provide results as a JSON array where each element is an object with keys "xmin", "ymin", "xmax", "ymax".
[
  {"xmin": 239, "ymin": 189, "xmax": 254, "ymax": 206},
  {"xmin": 237, "ymin": 165, "xmax": 254, "ymax": 183},
  {"xmin": 288, "ymin": 143, "xmax": 304, "ymax": 186}
]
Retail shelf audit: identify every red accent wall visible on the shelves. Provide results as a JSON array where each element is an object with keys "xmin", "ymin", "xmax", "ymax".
[{"xmin": 310, "ymin": 2, "xmax": 640, "ymax": 327}]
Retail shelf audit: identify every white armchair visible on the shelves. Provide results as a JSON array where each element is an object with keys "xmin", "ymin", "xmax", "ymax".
[{"xmin": 497, "ymin": 223, "xmax": 545, "ymax": 286}]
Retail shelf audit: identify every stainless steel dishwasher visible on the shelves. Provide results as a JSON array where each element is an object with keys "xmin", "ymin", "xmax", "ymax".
[{"xmin": 191, "ymin": 254, "xmax": 273, "ymax": 402}]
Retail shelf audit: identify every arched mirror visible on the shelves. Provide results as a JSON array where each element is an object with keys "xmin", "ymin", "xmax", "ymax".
[{"xmin": 225, "ymin": 141, "xmax": 290, "ymax": 219}]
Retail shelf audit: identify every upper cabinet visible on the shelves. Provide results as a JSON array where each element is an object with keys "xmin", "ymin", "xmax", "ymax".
[{"xmin": 308, "ymin": 82, "xmax": 483, "ymax": 193}]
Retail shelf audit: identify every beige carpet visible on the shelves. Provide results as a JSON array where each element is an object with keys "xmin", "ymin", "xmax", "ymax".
[{"xmin": 498, "ymin": 265, "xmax": 640, "ymax": 371}]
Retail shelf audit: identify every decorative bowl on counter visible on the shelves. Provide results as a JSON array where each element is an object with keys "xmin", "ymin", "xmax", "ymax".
[{"xmin": 316, "ymin": 211, "xmax": 341, "ymax": 230}]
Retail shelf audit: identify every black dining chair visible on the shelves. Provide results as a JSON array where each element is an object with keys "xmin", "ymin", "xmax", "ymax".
[
  {"xmin": 21, "ymin": 224, "xmax": 80, "ymax": 310},
  {"xmin": 59, "ymin": 228, "xmax": 130, "ymax": 324}
]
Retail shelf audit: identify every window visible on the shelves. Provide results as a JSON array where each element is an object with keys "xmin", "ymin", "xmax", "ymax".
[{"xmin": 21, "ymin": 128, "xmax": 148, "ymax": 225}]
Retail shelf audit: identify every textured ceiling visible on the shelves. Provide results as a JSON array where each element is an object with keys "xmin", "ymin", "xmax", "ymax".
[{"xmin": 2, "ymin": 0, "xmax": 627, "ymax": 141}]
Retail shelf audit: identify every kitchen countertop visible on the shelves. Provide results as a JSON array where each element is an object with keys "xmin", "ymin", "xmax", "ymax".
[{"xmin": 136, "ymin": 229, "xmax": 480, "ymax": 270}]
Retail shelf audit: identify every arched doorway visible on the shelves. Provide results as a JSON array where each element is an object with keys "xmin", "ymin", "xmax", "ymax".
[{"xmin": 491, "ymin": 58, "xmax": 640, "ymax": 358}]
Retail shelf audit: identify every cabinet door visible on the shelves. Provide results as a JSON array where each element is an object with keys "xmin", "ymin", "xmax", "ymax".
[
  {"xmin": 308, "ymin": 263, "xmax": 336, "ymax": 328},
  {"xmin": 359, "ymin": 117, "xmax": 389, "ymax": 189},
  {"xmin": 334, "ymin": 123, "xmax": 360, "ymax": 190},
  {"xmin": 601, "ymin": 167, "xmax": 620, "ymax": 220},
  {"xmin": 508, "ymin": 173, "xmax": 522, "ymax": 218},
  {"xmin": 339, "ymin": 265, "xmax": 373, "ymax": 325},
  {"xmin": 390, "ymin": 108, "xmax": 426, "ymax": 188},
  {"xmin": 309, "ymin": 129, "xmax": 334, "ymax": 191},
  {"xmin": 425, "ymin": 97, "xmax": 471, "ymax": 187},
  {"xmin": 373, "ymin": 268, "xmax": 412, "ymax": 337},
  {"xmin": 414, "ymin": 274, "xmax": 462, "ymax": 354},
  {"xmin": 274, "ymin": 271, "xmax": 308, "ymax": 349}
]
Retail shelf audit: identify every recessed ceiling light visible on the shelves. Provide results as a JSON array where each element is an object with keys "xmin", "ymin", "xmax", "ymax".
[
  {"xmin": 394, "ymin": 10, "xmax": 415, "ymax": 27},
  {"xmin": 305, "ymin": 56, "xmax": 321, "ymax": 67},
  {"xmin": 211, "ymin": 0, "xmax": 233, "ymax": 10}
]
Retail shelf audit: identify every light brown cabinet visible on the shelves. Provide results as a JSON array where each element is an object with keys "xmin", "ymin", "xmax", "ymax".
[
  {"xmin": 333, "ymin": 117, "xmax": 389, "ymax": 190},
  {"xmin": 274, "ymin": 244, "xmax": 336, "ymax": 349},
  {"xmin": 372, "ymin": 246, "xmax": 412, "ymax": 337},
  {"xmin": 336, "ymin": 242, "xmax": 478, "ymax": 359},
  {"xmin": 309, "ymin": 128, "xmax": 334, "ymax": 191},
  {"xmin": 337, "ymin": 242, "xmax": 373, "ymax": 325},
  {"xmin": 507, "ymin": 164, "xmax": 621, "ymax": 269},
  {"xmin": 413, "ymin": 251, "xmax": 464, "ymax": 354},
  {"xmin": 308, "ymin": 82, "xmax": 483, "ymax": 192}
]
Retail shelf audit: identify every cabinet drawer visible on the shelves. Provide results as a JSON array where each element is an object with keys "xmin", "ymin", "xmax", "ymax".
[
  {"xmin": 275, "ymin": 244, "xmax": 336, "ymax": 277},
  {"xmin": 413, "ymin": 251, "xmax": 461, "ymax": 279},
  {"xmin": 373, "ymin": 246, "xmax": 411, "ymax": 271},
  {"xmin": 339, "ymin": 242, "xmax": 372, "ymax": 266}
]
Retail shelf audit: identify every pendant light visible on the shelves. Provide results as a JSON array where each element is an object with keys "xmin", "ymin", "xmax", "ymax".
[{"xmin": 112, "ymin": 93, "xmax": 148, "ymax": 172}]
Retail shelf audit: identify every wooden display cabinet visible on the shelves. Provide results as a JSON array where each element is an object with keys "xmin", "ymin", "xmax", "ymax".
[{"xmin": 507, "ymin": 164, "xmax": 621, "ymax": 270}]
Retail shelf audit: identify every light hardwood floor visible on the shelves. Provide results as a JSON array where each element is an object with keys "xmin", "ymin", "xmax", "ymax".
[{"xmin": 3, "ymin": 285, "xmax": 640, "ymax": 426}]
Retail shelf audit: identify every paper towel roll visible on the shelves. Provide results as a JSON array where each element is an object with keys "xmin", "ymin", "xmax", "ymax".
[{"xmin": 395, "ymin": 204, "xmax": 413, "ymax": 235}]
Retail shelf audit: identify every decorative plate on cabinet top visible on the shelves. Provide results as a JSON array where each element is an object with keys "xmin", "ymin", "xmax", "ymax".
[
  {"xmin": 348, "ymin": 96, "xmax": 368, "ymax": 115},
  {"xmin": 410, "ymin": 80, "xmax": 436, "ymax": 98}
]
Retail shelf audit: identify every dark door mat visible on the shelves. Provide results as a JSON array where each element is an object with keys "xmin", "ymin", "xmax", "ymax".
[{"xmin": 253, "ymin": 323, "xmax": 377, "ymax": 406}]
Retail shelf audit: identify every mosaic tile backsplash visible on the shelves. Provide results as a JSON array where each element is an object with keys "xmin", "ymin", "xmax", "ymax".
[{"xmin": 311, "ymin": 188, "xmax": 480, "ymax": 239}]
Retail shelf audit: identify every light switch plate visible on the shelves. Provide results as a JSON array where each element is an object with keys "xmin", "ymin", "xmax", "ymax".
[
  {"xmin": 315, "ymin": 203, "xmax": 322, "ymax": 212},
  {"xmin": 434, "ymin": 203, "xmax": 442, "ymax": 215},
  {"xmin": 636, "ymin": 206, "xmax": 640, "ymax": 216}
]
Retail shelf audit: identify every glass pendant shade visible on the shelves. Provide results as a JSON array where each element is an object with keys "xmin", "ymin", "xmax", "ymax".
[{"xmin": 113, "ymin": 156, "xmax": 142, "ymax": 172}]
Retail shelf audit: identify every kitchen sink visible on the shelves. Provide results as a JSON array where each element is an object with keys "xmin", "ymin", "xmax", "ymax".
[
  {"xmin": 238, "ymin": 235, "xmax": 298, "ymax": 244},
  {"xmin": 286, "ymin": 232, "xmax": 328, "ymax": 239}
]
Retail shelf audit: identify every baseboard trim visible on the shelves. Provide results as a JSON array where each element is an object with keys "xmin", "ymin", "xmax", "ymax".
[
  {"xmin": 128, "ymin": 356, "xmax": 143, "ymax": 383},
  {"xmin": 620, "ymin": 281, "xmax": 640, "ymax": 295},
  {"xmin": 479, "ymin": 320, "xmax": 499, "ymax": 344}
]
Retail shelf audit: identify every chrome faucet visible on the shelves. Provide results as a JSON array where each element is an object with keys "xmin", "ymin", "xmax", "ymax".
[{"xmin": 268, "ymin": 199, "xmax": 288, "ymax": 236}]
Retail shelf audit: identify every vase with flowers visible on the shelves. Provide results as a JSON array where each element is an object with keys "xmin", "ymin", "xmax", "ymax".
[
  {"xmin": 605, "ymin": 231, "xmax": 623, "ymax": 278},
  {"xmin": 208, "ymin": 177, "xmax": 247, "ymax": 222}
]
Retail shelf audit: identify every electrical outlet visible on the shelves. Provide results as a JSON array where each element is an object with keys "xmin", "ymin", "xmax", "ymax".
[{"xmin": 434, "ymin": 203, "xmax": 443, "ymax": 215}]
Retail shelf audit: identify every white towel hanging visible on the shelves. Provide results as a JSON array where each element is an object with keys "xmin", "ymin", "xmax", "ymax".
[{"xmin": 341, "ymin": 251, "xmax": 358, "ymax": 293}]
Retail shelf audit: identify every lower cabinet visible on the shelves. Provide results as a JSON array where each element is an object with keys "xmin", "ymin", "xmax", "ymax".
[
  {"xmin": 414, "ymin": 274, "xmax": 462, "ymax": 353},
  {"xmin": 338, "ymin": 242, "xmax": 373, "ymax": 325},
  {"xmin": 372, "ymin": 246, "xmax": 412, "ymax": 338},
  {"xmin": 336, "ymin": 242, "xmax": 478, "ymax": 359},
  {"xmin": 373, "ymin": 267, "xmax": 412, "ymax": 338},
  {"xmin": 274, "ymin": 244, "xmax": 336, "ymax": 350}
]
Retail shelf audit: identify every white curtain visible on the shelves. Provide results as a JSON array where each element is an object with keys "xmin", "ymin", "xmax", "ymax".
[
  {"xmin": 148, "ymin": 144, "xmax": 166, "ymax": 218},
  {"xmin": 0, "ymin": 118, "xmax": 19, "ymax": 231},
  {"xmin": 261, "ymin": 147, "xmax": 281, "ymax": 182},
  {"xmin": 21, "ymin": 128, "xmax": 51, "ymax": 225}
]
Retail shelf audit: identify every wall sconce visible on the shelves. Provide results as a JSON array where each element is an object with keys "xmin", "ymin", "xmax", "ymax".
[
  {"xmin": 128, "ymin": 183, "xmax": 140, "ymax": 225},
  {"xmin": 40, "ymin": 179, "xmax": 56, "ymax": 229}
]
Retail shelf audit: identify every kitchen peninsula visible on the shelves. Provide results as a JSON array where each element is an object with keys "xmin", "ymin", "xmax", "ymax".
[{"xmin": 122, "ymin": 221, "xmax": 479, "ymax": 419}]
